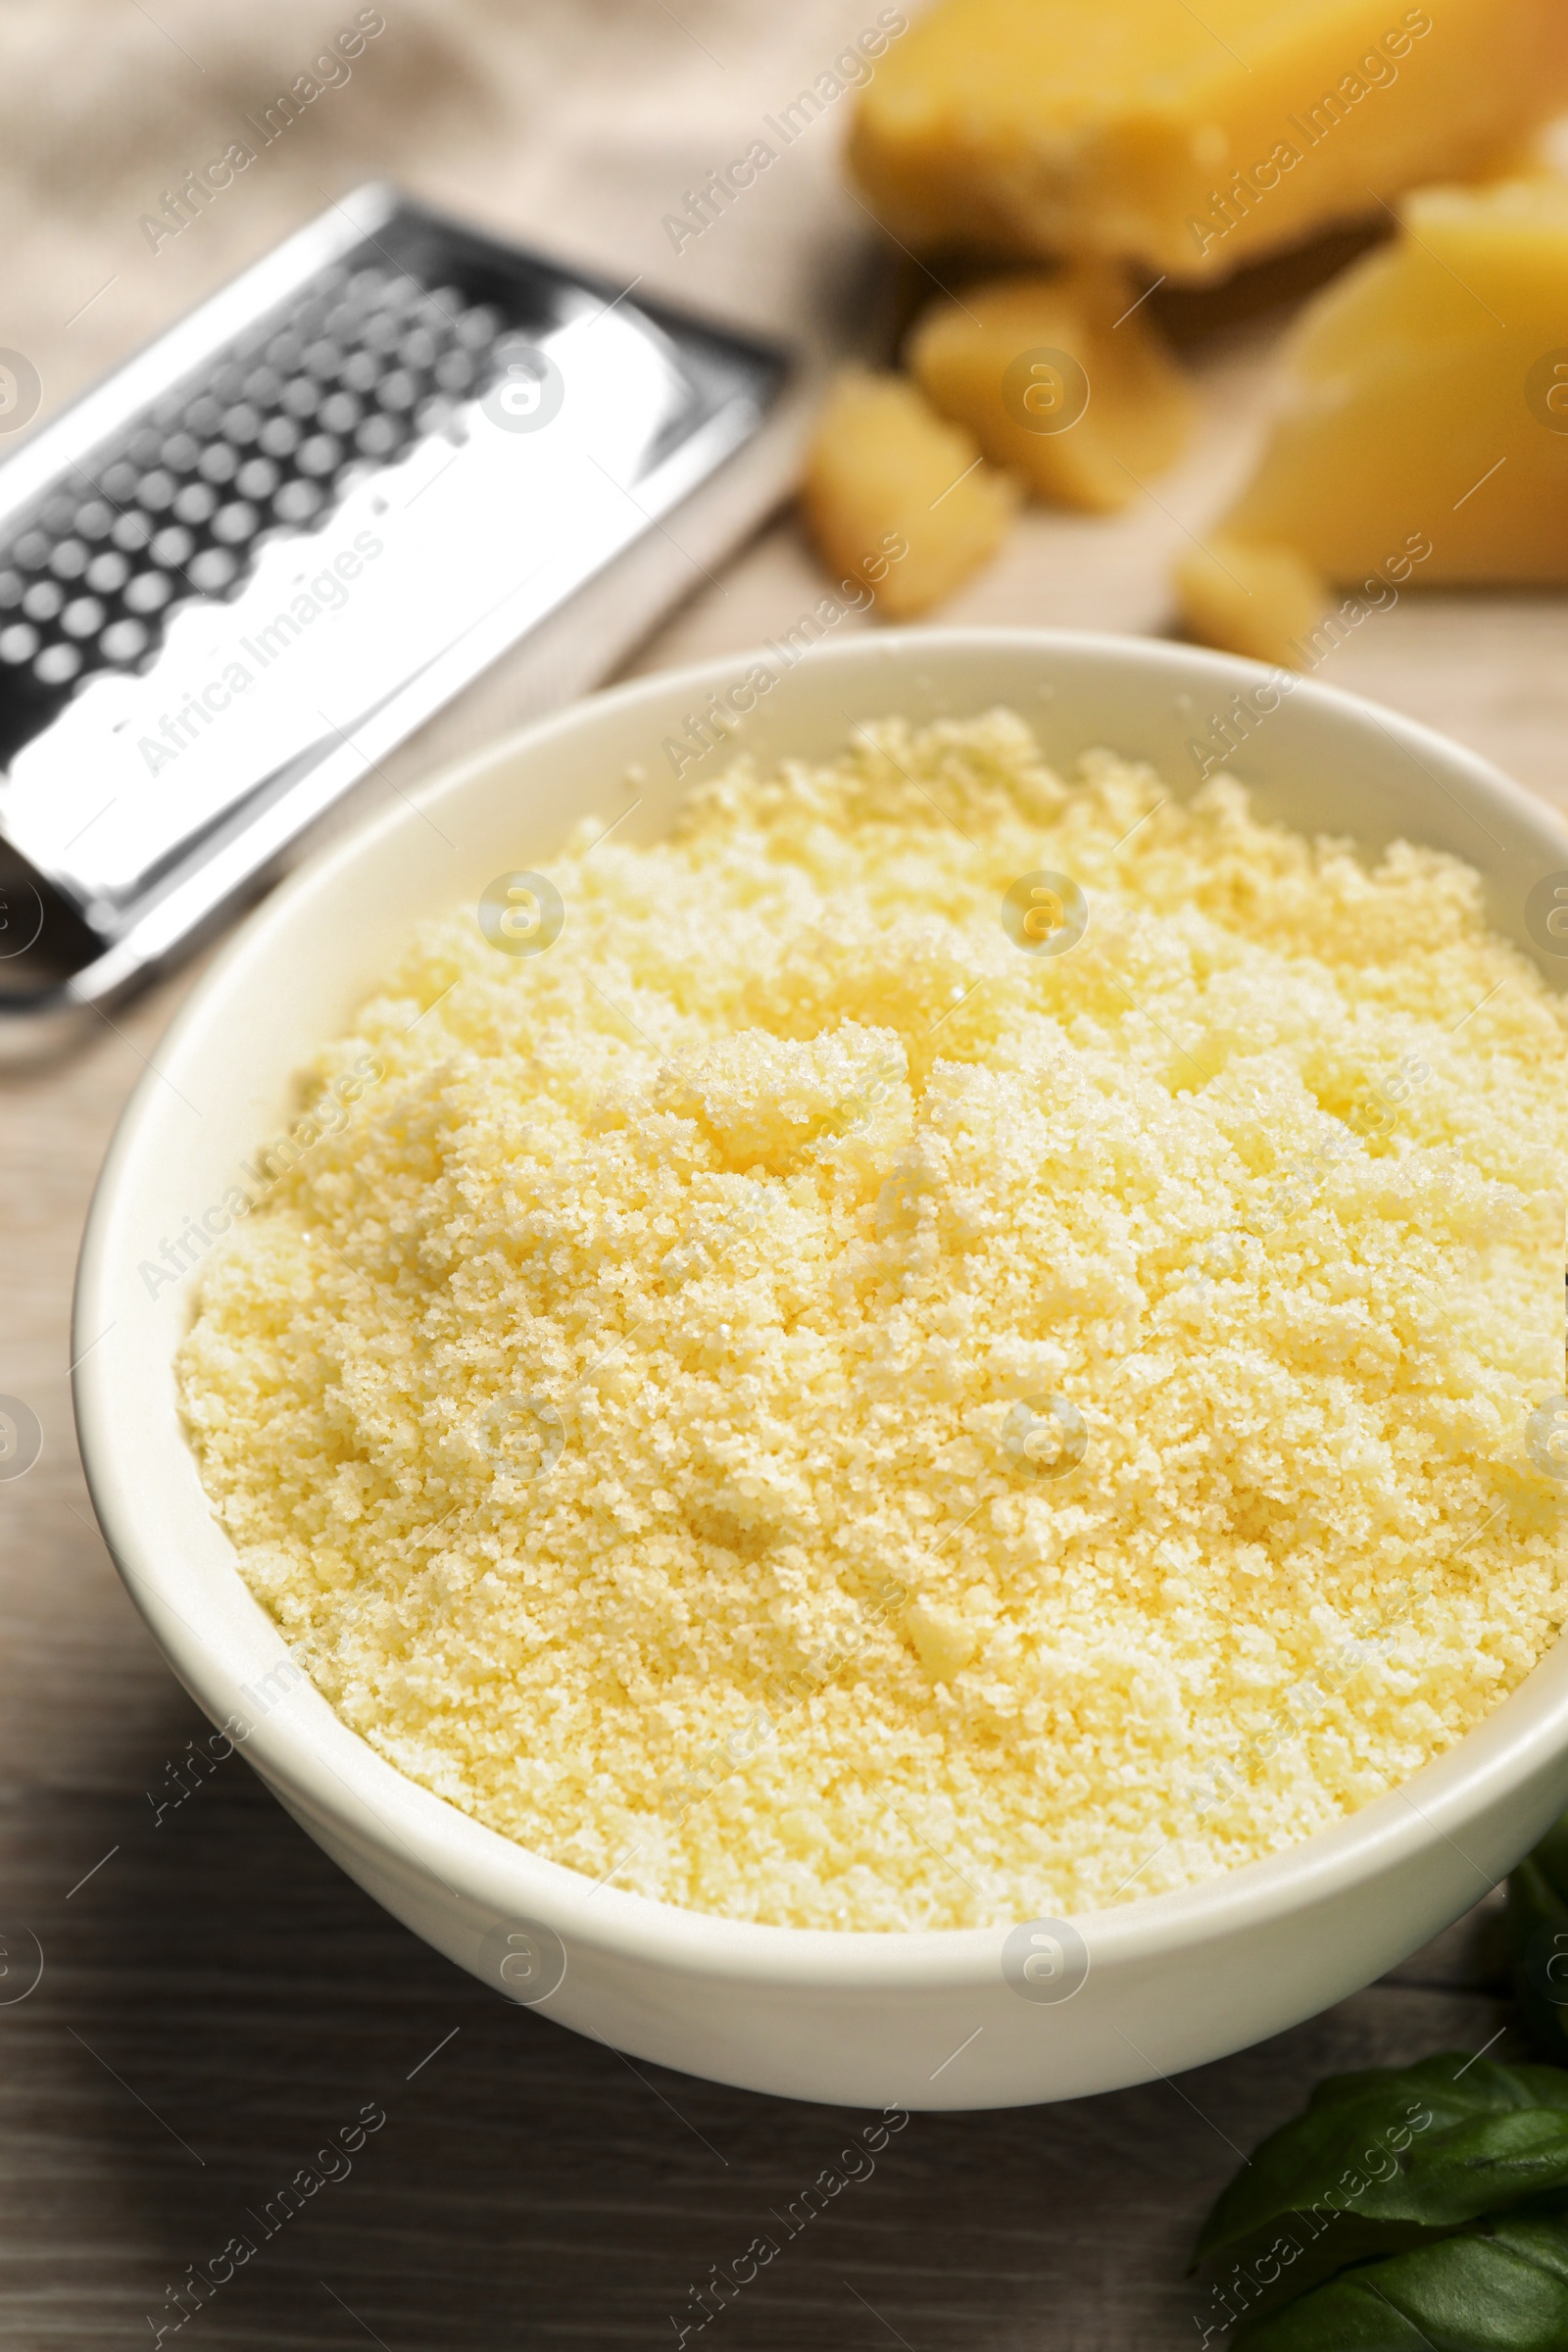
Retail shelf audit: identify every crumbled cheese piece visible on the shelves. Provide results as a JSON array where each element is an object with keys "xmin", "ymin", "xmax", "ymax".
[
  {"xmin": 802, "ymin": 371, "xmax": 1016, "ymax": 614},
  {"xmin": 177, "ymin": 710, "xmax": 1568, "ymax": 1931}
]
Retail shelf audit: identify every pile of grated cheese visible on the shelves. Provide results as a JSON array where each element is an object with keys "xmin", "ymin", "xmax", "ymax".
[{"xmin": 177, "ymin": 710, "xmax": 1568, "ymax": 1931}]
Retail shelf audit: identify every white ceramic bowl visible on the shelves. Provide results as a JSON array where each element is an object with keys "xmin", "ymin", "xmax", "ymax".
[{"xmin": 74, "ymin": 628, "xmax": 1568, "ymax": 2111}]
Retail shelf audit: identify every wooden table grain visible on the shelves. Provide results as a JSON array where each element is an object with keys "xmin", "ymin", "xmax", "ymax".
[{"xmin": 4, "ymin": 290, "xmax": 1567, "ymax": 2346}]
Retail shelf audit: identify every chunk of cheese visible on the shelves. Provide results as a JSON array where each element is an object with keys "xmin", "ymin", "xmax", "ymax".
[
  {"xmin": 850, "ymin": 0, "xmax": 1568, "ymax": 282},
  {"xmin": 802, "ymin": 371, "xmax": 1017, "ymax": 615},
  {"xmin": 1175, "ymin": 535, "xmax": 1328, "ymax": 669},
  {"xmin": 1211, "ymin": 178, "xmax": 1568, "ymax": 592},
  {"xmin": 908, "ymin": 267, "xmax": 1193, "ymax": 513}
]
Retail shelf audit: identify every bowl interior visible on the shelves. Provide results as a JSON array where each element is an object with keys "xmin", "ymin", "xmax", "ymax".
[{"xmin": 73, "ymin": 626, "xmax": 1568, "ymax": 1982}]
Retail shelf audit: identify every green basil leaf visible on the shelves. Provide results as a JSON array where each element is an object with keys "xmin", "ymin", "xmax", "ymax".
[
  {"xmin": 1196, "ymin": 2054, "xmax": 1568, "ymax": 2269},
  {"xmin": 1234, "ymin": 2214, "xmax": 1568, "ymax": 2351},
  {"xmin": 1193, "ymin": 2053, "xmax": 1568, "ymax": 2332}
]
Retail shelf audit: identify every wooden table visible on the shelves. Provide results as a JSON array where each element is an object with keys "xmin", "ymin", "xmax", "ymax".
[{"xmin": 4, "ymin": 294, "xmax": 1567, "ymax": 2344}]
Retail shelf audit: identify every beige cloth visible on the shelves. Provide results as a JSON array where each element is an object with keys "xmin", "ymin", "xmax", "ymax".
[{"xmin": 2, "ymin": 0, "xmax": 896, "ymax": 376}]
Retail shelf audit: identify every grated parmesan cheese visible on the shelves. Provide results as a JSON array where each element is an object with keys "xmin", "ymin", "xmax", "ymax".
[{"xmin": 177, "ymin": 710, "xmax": 1568, "ymax": 1930}]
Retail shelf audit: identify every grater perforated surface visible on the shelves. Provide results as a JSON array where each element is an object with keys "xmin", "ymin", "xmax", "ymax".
[
  {"xmin": 0, "ymin": 187, "xmax": 785, "ymax": 1013},
  {"xmin": 0, "ymin": 267, "xmax": 553, "ymax": 761}
]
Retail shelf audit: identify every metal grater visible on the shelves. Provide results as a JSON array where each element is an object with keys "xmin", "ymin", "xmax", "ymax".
[{"xmin": 0, "ymin": 182, "xmax": 785, "ymax": 1020}]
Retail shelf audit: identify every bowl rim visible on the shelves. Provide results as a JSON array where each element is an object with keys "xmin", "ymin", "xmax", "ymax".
[{"xmin": 73, "ymin": 622, "xmax": 1568, "ymax": 1991}]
